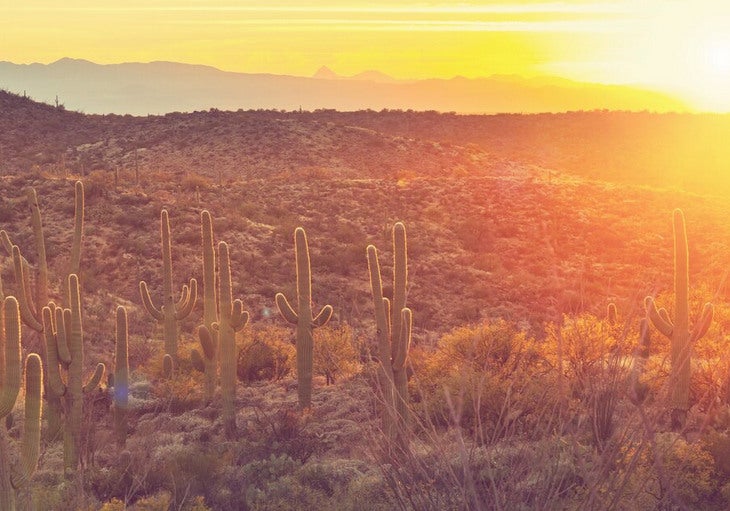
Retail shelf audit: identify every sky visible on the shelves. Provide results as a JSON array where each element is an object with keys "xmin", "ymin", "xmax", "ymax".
[{"xmin": 3, "ymin": 1, "xmax": 730, "ymax": 111}]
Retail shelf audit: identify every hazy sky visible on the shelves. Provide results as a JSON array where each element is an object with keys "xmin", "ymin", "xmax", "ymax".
[{"xmin": 3, "ymin": 1, "xmax": 730, "ymax": 110}]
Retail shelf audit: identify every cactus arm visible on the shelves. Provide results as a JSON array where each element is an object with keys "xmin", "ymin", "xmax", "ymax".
[
  {"xmin": 0, "ymin": 298, "xmax": 21, "ymax": 418},
  {"xmin": 382, "ymin": 298, "xmax": 392, "ymax": 340},
  {"xmin": 139, "ymin": 281, "xmax": 164, "ymax": 321},
  {"xmin": 56, "ymin": 307, "xmax": 72, "ymax": 365},
  {"xmin": 174, "ymin": 278, "xmax": 197, "ymax": 320},
  {"xmin": 198, "ymin": 325, "xmax": 216, "ymax": 360},
  {"xmin": 392, "ymin": 308, "xmax": 412, "ymax": 370},
  {"xmin": 175, "ymin": 283, "xmax": 191, "ymax": 312},
  {"xmin": 691, "ymin": 302, "xmax": 714, "ymax": 343},
  {"xmin": 392, "ymin": 307, "xmax": 412, "ymax": 425},
  {"xmin": 11, "ymin": 354, "xmax": 42, "ymax": 489},
  {"xmin": 645, "ymin": 296, "xmax": 673, "ymax": 338},
  {"xmin": 10, "ymin": 247, "xmax": 42, "ymax": 332},
  {"xmin": 312, "ymin": 305, "xmax": 333, "ymax": 328},
  {"xmin": 275, "ymin": 293, "xmax": 298, "ymax": 324},
  {"xmin": 231, "ymin": 301, "xmax": 249, "ymax": 330},
  {"xmin": 0, "ymin": 231, "xmax": 12, "ymax": 255},
  {"xmin": 191, "ymin": 349, "xmax": 205, "ymax": 373},
  {"xmin": 42, "ymin": 307, "xmax": 67, "ymax": 396},
  {"xmin": 658, "ymin": 308, "xmax": 672, "ymax": 326},
  {"xmin": 82, "ymin": 364, "xmax": 105, "ymax": 394},
  {"xmin": 367, "ymin": 246, "xmax": 391, "ymax": 364}
]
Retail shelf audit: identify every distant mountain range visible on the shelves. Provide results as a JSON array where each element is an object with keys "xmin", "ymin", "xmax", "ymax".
[{"xmin": 0, "ymin": 58, "xmax": 686, "ymax": 115}]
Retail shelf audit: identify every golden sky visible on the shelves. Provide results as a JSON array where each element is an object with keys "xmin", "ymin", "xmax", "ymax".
[{"xmin": 3, "ymin": 1, "xmax": 730, "ymax": 111}]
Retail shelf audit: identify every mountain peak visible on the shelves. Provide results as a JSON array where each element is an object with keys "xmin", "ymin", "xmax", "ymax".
[
  {"xmin": 313, "ymin": 66, "xmax": 339, "ymax": 80},
  {"xmin": 50, "ymin": 57, "xmax": 95, "ymax": 66}
]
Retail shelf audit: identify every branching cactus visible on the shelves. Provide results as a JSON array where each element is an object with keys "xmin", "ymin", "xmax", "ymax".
[
  {"xmin": 43, "ymin": 274, "xmax": 105, "ymax": 473},
  {"xmin": 1, "ymin": 181, "xmax": 83, "ymax": 440},
  {"xmin": 0, "ymin": 297, "xmax": 42, "ymax": 511},
  {"xmin": 193, "ymin": 240, "xmax": 249, "ymax": 436},
  {"xmin": 367, "ymin": 222, "xmax": 412, "ymax": 446},
  {"xmin": 191, "ymin": 210, "xmax": 219, "ymax": 400},
  {"xmin": 645, "ymin": 209, "xmax": 713, "ymax": 429},
  {"xmin": 276, "ymin": 228, "xmax": 333, "ymax": 409},
  {"xmin": 139, "ymin": 209, "xmax": 197, "ymax": 368},
  {"xmin": 218, "ymin": 243, "xmax": 249, "ymax": 435},
  {"xmin": 1, "ymin": 181, "xmax": 84, "ymax": 328},
  {"xmin": 113, "ymin": 306, "xmax": 129, "ymax": 448}
]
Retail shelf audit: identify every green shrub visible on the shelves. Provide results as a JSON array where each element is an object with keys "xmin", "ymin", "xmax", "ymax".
[
  {"xmin": 412, "ymin": 320, "xmax": 544, "ymax": 440},
  {"xmin": 238, "ymin": 325, "xmax": 295, "ymax": 383},
  {"xmin": 314, "ymin": 323, "xmax": 360, "ymax": 385}
]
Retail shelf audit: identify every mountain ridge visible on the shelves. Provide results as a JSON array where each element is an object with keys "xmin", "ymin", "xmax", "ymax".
[{"xmin": 0, "ymin": 58, "xmax": 686, "ymax": 115}]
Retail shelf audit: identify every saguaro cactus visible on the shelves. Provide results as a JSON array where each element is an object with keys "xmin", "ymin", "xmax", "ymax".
[
  {"xmin": 1, "ymin": 181, "xmax": 84, "ymax": 328},
  {"xmin": 193, "ymin": 240, "xmax": 249, "ymax": 436},
  {"xmin": 367, "ymin": 222, "xmax": 412, "ymax": 446},
  {"xmin": 276, "ymin": 228, "xmax": 333, "ymax": 409},
  {"xmin": 113, "ymin": 306, "xmax": 129, "ymax": 448},
  {"xmin": 1, "ymin": 181, "xmax": 83, "ymax": 440},
  {"xmin": 192, "ymin": 210, "xmax": 219, "ymax": 400},
  {"xmin": 43, "ymin": 274, "xmax": 105, "ymax": 473},
  {"xmin": 645, "ymin": 209, "xmax": 713, "ymax": 429},
  {"xmin": 140, "ymin": 209, "xmax": 197, "ymax": 368},
  {"xmin": 0, "ymin": 297, "xmax": 42, "ymax": 511},
  {"xmin": 217, "ymin": 242, "xmax": 249, "ymax": 437}
]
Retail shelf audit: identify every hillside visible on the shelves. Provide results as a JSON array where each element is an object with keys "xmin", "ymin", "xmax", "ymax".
[
  {"xmin": 2, "ymin": 92, "xmax": 730, "ymax": 509},
  {"xmin": 2, "ymin": 89, "xmax": 730, "ymax": 339}
]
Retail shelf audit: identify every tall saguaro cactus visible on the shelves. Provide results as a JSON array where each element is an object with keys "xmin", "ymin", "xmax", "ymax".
[
  {"xmin": 2, "ymin": 181, "xmax": 84, "ymax": 328},
  {"xmin": 1, "ymin": 181, "xmax": 84, "ymax": 439},
  {"xmin": 0, "ymin": 297, "xmax": 42, "ymax": 511},
  {"xmin": 219, "ymin": 243, "xmax": 249, "ymax": 435},
  {"xmin": 367, "ymin": 222, "xmax": 412, "ymax": 446},
  {"xmin": 276, "ymin": 228, "xmax": 333, "ymax": 409},
  {"xmin": 43, "ymin": 274, "xmax": 105, "ymax": 473},
  {"xmin": 113, "ymin": 306, "xmax": 129, "ymax": 448},
  {"xmin": 645, "ymin": 209, "xmax": 713, "ymax": 429},
  {"xmin": 193, "ymin": 239, "xmax": 249, "ymax": 437},
  {"xmin": 140, "ymin": 209, "xmax": 197, "ymax": 368},
  {"xmin": 192, "ymin": 210, "xmax": 219, "ymax": 400}
]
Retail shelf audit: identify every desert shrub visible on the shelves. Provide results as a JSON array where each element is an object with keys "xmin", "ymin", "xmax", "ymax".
[
  {"xmin": 314, "ymin": 323, "xmax": 361, "ymax": 385},
  {"xmin": 543, "ymin": 313, "xmax": 623, "ymax": 396},
  {"xmin": 234, "ymin": 455, "xmax": 390, "ymax": 511},
  {"xmin": 412, "ymin": 320, "xmax": 545, "ymax": 441},
  {"xmin": 84, "ymin": 169, "xmax": 113, "ymax": 199},
  {"xmin": 238, "ymin": 325, "xmax": 295, "ymax": 383},
  {"xmin": 650, "ymin": 432, "xmax": 720, "ymax": 508},
  {"xmin": 131, "ymin": 491, "xmax": 172, "ymax": 511},
  {"xmin": 181, "ymin": 172, "xmax": 212, "ymax": 191},
  {"xmin": 98, "ymin": 499, "xmax": 125, "ymax": 511}
]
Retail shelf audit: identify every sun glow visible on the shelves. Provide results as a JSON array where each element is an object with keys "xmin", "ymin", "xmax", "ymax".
[{"xmin": 4, "ymin": 1, "xmax": 730, "ymax": 111}]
